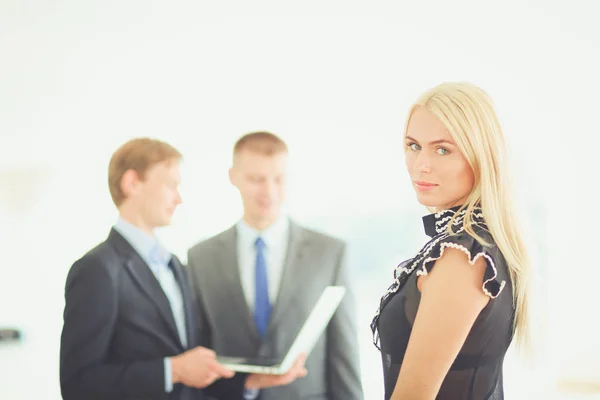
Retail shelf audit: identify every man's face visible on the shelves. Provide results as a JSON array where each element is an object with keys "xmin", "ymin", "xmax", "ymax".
[
  {"xmin": 125, "ymin": 160, "xmax": 183, "ymax": 229},
  {"xmin": 229, "ymin": 149, "xmax": 288, "ymax": 227}
]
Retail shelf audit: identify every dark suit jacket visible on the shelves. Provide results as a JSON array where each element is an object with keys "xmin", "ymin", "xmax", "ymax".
[{"xmin": 59, "ymin": 229, "xmax": 246, "ymax": 400}]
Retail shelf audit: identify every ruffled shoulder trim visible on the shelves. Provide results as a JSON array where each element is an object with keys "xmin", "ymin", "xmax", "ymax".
[{"xmin": 416, "ymin": 233, "xmax": 507, "ymax": 298}]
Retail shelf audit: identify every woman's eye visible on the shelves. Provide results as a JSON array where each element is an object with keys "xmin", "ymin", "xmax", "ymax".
[
  {"xmin": 436, "ymin": 147, "xmax": 450, "ymax": 155},
  {"xmin": 407, "ymin": 143, "xmax": 421, "ymax": 151}
]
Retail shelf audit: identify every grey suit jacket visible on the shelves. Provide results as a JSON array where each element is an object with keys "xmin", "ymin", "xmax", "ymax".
[{"xmin": 187, "ymin": 220, "xmax": 363, "ymax": 400}]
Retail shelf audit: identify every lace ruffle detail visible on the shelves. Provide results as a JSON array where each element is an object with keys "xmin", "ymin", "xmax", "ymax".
[
  {"xmin": 371, "ymin": 206, "xmax": 506, "ymax": 349},
  {"xmin": 415, "ymin": 241, "xmax": 506, "ymax": 298}
]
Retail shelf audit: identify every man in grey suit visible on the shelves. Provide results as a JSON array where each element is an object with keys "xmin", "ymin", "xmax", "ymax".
[{"xmin": 187, "ymin": 131, "xmax": 363, "ymax": 400}]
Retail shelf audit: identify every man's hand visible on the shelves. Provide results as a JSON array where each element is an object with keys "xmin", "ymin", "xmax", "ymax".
[
  {"xmin": 170, "ymin": 347, "xmax": 235, "ymax": 388},
  {"xmin": 245, "ymin": 354, "xmax": 308, "ymax": 389}
]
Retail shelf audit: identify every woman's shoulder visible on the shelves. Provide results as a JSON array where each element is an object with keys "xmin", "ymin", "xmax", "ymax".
[{"xmin": 418, "ymin": 226, "xmax": 509, "ymax": 299}]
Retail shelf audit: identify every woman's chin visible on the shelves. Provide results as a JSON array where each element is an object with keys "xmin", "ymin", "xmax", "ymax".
[{"xmin": 415, "ymin": 193, "xmax": 439, "ymax": 208}]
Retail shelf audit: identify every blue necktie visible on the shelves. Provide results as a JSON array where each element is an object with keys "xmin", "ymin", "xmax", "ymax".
[{"xmin": 254, "ymin": 237, "xmax": 271, "ymax": 339}]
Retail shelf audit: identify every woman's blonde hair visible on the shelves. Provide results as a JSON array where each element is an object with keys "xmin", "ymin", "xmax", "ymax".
[{"xmin": 405, "ymin": 82, "xmax": 531, "ymax": 352}]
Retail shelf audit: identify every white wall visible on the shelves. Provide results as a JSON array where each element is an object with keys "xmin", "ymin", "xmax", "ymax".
[{"xmin": 1, "ymin": 1, "xmax": 598, "ymax": 398}]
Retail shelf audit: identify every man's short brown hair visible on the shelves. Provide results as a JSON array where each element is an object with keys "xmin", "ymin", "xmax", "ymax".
[
  {"xmin": 233, "ymin": 131, "xmax": 288, "ymax": 157},
  {"xmin": 108, "ymin": 138, "xmax": 182, "ymax": 207}
]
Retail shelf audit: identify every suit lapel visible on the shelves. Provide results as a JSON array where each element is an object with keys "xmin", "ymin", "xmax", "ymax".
[
  {"xmin": 109, "ymin": 229, "xmax": 183, "ymax": 349},
  {"xmin": 266, "ymin": 222, "xmax": 309, "ymax": 335},
  {"xmin": 217, "ymin": 226, "xmax": 261, "ymax": 342},
  {"xmin": 169, "ymin": 256, "xmax": 196, "ymax": 349}
]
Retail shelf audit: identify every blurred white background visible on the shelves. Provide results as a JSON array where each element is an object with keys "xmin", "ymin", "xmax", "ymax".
[{"xmin": 1, "ymin": 0, "xmax": 598, "ymax": 398}]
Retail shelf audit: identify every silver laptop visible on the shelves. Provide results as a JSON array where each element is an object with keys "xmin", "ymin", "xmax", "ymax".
[{"xmin": 216, "ymin": 286, "xmax": 346, "ymax": 375}]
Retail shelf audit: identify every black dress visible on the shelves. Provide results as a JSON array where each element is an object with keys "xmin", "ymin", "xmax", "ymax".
[{"xmin": 371, "ymin": 206, "xmax": 515, "ymax": 399}]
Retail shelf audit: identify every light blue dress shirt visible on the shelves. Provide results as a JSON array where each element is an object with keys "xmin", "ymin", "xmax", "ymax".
[{"xmin": 113, "ymin": 217, "xmax": 187, "ymax": 393}]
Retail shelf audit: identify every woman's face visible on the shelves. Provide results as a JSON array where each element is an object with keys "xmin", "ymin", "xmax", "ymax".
[{"xmin": 404, "ymin": 106, "xmax": 474, "ymax": 211}]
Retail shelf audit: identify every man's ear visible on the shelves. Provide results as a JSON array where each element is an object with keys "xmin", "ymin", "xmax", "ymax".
[
  {"xmin": 120, "ymin": 169, "xmax": 140, "ymax": 198},
  {"xmin": 228, "ymin": 167, "xmax": 236, "ymax": 187}
]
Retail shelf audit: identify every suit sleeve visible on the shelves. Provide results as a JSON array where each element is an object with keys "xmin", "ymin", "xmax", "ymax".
[
  {"xmin": 59, "ymin": 256, "xmax": 166, "ymax": 400},
  {"xmin": 186, "ymin": 250, "xmax": 212, "ymax": 349},
  {"xmin": 186, "ymin": 249, "xmax": 249, "ymax": 400},
  {"xmin": 326, "ymin": 243, "xmax": 365, "ymax": 400}
]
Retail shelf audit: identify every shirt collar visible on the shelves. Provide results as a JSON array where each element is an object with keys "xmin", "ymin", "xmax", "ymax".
[
  {"xmin": 113, "ymin": 217, "xmax": 172, "ymax": 266},
  {"xmin": 422, "ymin": 205, "xmax": 484, "ymax": 237},
  {"xmin": 236, "ymin": 216, "xmax": 290, "ymax": 251}
]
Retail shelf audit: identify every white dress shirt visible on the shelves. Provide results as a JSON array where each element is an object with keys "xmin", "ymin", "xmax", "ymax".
[{"xmin": 236, "ymin": 216, "xmax": 290, "ymax": 312}]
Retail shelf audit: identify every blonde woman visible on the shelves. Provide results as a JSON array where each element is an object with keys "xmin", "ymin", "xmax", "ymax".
[{"xmin": 371, "ymin": 82, "xmax": 530, "ymax": 399}]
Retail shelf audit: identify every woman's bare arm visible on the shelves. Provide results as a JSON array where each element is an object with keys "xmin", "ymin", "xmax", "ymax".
[{"xmin": 391, "ymin": 247, "xmax": 490, "ymax": 400}]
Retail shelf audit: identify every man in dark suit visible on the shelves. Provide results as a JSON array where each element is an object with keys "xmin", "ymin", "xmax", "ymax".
[{"xmin": 59, "ymin": 138, "xmax": 306, "ymax": 400}]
